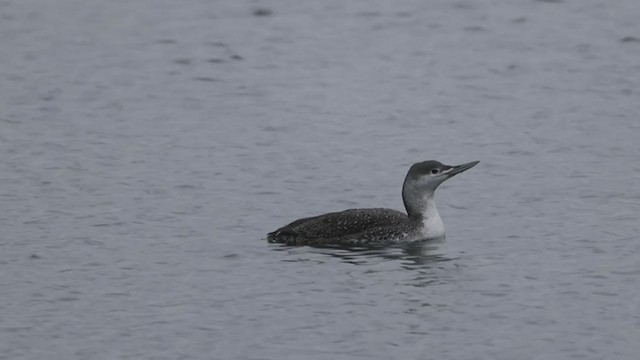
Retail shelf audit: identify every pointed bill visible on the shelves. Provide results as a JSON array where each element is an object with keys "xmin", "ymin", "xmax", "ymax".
[{"xmin": 448, "ymin": 161, "xmax": 480, "ymax": 176}]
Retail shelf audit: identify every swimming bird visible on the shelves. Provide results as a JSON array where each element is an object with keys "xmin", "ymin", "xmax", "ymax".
[{"xmin": 267, "ymin": 160, "xmax": 479, "ymax": 246}]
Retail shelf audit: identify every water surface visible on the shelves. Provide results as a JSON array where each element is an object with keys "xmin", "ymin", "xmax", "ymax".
[{"xmin": 1, "ymin": 0, "xmax": 640, "ymax": 359}]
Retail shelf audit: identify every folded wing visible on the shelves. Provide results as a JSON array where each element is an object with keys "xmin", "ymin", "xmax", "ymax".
[{"xmin": 267, "ymin": 208, "xmax": 408, "ymax": 245}]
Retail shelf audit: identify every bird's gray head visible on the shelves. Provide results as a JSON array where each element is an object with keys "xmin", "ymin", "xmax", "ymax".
[
  {"xmin": 404, "ymin": 160, "xmax": 480, "ymax": 192},
  {"xmin": 402, "ymin": 160, "xmax": 479, "ymax": 218}
]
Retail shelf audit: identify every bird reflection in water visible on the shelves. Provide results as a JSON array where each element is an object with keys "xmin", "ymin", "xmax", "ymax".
[{"xmin": 270, "ymin": 237, "xmax": 454, "ymax": 268}]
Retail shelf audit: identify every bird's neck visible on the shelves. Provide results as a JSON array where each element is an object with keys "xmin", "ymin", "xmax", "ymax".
[
  {"xmin": 402, "ymin": 186, "xmax": 445, "ymax": 238},
  {"xmin": 402, "ymin": 183, "xmax": 438, "ymax": 221}
]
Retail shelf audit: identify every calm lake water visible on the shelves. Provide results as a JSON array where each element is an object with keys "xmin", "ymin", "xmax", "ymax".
[{"xmin": 1, "ymin": 0, "xmax": 639, "ymax": 359}]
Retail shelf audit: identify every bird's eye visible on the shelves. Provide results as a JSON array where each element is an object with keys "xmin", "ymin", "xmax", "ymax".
[{"xmin": 431, "ymin": 169, "xmax": 439, "ymax": 175}]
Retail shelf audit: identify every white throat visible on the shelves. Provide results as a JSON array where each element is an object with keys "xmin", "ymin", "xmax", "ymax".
[{"xmin": 421, "ymin": 196, "xmax": 445, "ymax": 239}]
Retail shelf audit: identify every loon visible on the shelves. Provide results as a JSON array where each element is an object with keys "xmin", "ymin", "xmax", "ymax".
[{"xmin": 267, "ymin": 160, "xmax": 479, "ymax": 246}]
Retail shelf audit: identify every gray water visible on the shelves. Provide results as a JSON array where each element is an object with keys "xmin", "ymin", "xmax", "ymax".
[{"xmin": 2, "ymin": 0, "xmax": 640, "ymax": 359}]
